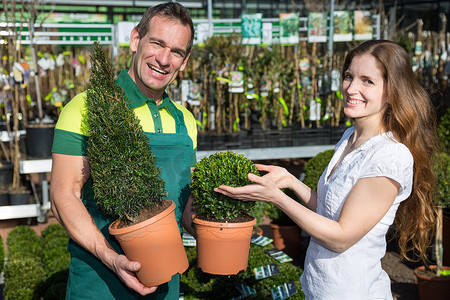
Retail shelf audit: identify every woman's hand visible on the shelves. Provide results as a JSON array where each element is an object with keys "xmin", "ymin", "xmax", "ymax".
[
  {"xmin": 214, "ymin": 170, "xmax": 284, "ymax": 204},
  {"xmin": 256, "ymin": 164, "xmax": 295, "ymax": 190}
]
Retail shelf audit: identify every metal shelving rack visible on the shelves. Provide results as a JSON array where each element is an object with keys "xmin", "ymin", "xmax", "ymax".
[
  {"xmin": 0, "ymin": 159, "xmax": 52, "ymax": 223},
  {"xmin": 0, "ymin": 144, "xmax": 334, "ymax": 222}
]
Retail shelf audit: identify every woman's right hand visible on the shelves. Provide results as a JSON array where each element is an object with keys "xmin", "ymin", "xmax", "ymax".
[{"xmin": 256, "ymin": 164, "xmax": 296, "ymax": 190}]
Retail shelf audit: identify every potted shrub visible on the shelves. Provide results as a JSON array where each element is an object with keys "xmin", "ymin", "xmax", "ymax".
[
  {"xmin": 264, "ymin": 190, "xmax": 303, "ymax": 259},
  {"xmin": 85, "ymin": 43, "xmax": 188, "ymax": 286},
  {"xmin": 191, "ymin": 151, "xmax": 259, "ymax": 275},
  {"xmin": 414, "ymin": 152, "xmax": 450, "ymax": 299}
]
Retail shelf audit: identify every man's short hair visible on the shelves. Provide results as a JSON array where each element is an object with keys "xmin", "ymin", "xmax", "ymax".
[{"xmin": 136, "ymin": 2, "xmax": 195, "ymax": 55}]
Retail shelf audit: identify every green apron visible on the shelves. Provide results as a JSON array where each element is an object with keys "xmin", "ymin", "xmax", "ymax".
[{"xmin": 66, "ymin": 100, "xmax": 194, "ymax": 300}]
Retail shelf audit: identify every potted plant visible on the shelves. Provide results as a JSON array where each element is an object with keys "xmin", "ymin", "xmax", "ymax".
[
  {"xmin": 190, "ymin": 151, "xmax": 259, "ymax": 275},
  {"xmin": 264, "ymin": 191, "xmax": 303, "ymax": 259},
  {"xmin": 85, "ymin": 42, "xmax": 188, "ymax": 287},
  {"xmin": 413, "ymin": 151, "xmax": 450, "ymax": 299}
]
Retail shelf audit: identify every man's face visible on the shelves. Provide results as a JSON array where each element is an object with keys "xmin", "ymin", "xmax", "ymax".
[{"xmin": 129, "ymin": 15, "xmax": 191, "ymax": 100}]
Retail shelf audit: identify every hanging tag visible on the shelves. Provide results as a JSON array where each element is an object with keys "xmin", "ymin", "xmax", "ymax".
[
  {"xmin": 270, "ymin": 281, "xmax": 297, "ymax": 300},
  {"xmin": 299, "ymin": 58, "xmax": 310, "ymax": 72},
  {"xmin": 331, "ymin": 70, "xmax": 340, "ymax": 92},
  {"xmin": 250, "ymin": 234, "xmax": 273, "ymax": 246},
  {"xmin": 254, "ymin": 263, "xmax": 279, "ymax": 280},
  {"xmin": 13, "ymin": 69, "xmax": 23, "ymax": 82},
  {"xmin": 56, "ymin": 53, "xmax": 65, "ymax": 66},
  {"xmin": 264, "ymin": 248, "xmax": 293, "ymax": 263},
  {"xmin": 229, "ymin": 71, "xmax": 244, "ymax": 93}
]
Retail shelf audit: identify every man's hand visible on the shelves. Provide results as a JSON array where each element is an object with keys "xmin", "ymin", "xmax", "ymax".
[
  {"xmin": 112, "ymin": 254, "xmax": 158, "ymax": 296},
  {"xmin": 182, "ymin": 194, "xmax": 196, "ymax": 238}
]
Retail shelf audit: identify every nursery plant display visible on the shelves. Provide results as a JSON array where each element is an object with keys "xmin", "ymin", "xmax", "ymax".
[
  {"xmin": 191, "ymin": 151, "xmax": 259, "ymax": 275},
  {"xmin": 264, "ymin": 190, "xmax": 303, "ymax": 259},
  {"xmin": 4, "ymin": 225, "xmax": 45, "ymax": 300},
  {"xmin": 86, "ymin": 42, "xmax": 188, "ymax": 286},
  {"xmin": 181, "ymin": 243, "xmax": 305, "ymax": 299},
  {"xmin": 2, "ymin": 223, "xmax": 70, "ymax": 300},
  {"xmin": 302, "ymin": 149, "xmax": 335, "ymax": 191},
  {"xmin": 413, "ymin": 152, "xmax": 450, "ymax": 299}
]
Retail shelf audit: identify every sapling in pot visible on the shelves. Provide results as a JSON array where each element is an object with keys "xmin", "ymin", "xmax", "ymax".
[{"xmin": 191, "ymin": 150, "xmax": 259, "ymax": 222}]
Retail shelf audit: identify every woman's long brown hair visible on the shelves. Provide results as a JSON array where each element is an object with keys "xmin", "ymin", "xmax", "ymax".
[{"xmin": 342, "ymin": 40, "xmax": 438, "ymax": 263}]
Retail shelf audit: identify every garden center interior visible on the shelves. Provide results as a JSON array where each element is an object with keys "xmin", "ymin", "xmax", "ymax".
[{"xmin": 0, "ymin": 0, "xmax": 449, "ymax": 299}]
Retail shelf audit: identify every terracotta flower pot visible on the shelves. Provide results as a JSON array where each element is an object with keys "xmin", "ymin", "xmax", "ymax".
[
  {"xmin": 193, "ymin": 216, "xmax": 256, "ymax": 275},
  {"xmin": 109, "ymin": 200, "xmax": 188, "ymax": 287},
  {"xmin": 270, "ymin": 223, "xmax": 302, "ymax": 258},
  {"xmin": 414, "ymin": 265, "xmax": 450, "ymax": 300}
]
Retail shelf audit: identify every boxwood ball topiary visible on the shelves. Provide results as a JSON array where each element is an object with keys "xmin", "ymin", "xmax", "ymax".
[{"xmin": 191, "ymin": 151, "xmax": 259, "ymax": 220}]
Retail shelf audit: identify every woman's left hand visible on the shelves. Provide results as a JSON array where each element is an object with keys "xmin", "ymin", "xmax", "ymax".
[{"xmin": 214, "ymin": 172, "xmax": 282, "ymax": 203}]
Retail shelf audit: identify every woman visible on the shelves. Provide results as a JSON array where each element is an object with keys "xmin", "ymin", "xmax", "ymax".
[{"xmin": 215, "ymin": 40, "xmax": 437, "ymax": 299}]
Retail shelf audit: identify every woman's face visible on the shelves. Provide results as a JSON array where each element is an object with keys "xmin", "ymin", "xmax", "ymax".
[{"xmin": 342, "ymin": 54, "xmax": 389, "ymax": 123}]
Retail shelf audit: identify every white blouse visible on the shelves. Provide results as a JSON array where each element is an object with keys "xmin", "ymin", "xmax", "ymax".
[{"xmin": 300, "ymin": 127, "xmax": 413, "ymax": 300}]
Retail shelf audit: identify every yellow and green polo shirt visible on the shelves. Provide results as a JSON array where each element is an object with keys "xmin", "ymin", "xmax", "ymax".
[{"xmin": 52, "ymin": 69, "xmax": 197, "ymax": 163}]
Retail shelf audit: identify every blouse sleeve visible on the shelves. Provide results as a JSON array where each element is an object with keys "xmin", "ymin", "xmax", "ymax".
[{"xmin": 359, "ymin": 143, "xmax": 414, "ymax": 202}]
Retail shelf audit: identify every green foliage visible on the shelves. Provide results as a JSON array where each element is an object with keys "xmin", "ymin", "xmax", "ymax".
[
  {"xmin": 302, "ymin": 149, "xmax": 335, "ymax": 191},
  {"xmin": 43, "ymin": 237, "xmax": 71, "ymax": 275},
  {"xmin": 181, "ymin": 243, "xmax": 304, "ymax": 299},
  {"xmin": 437, "ymin": 107, "xmax": 450, "ymax": 154},
  {"xmin": 6, "ymin": 225, "xmax": 39, "ymax": 245},
  {"xmin": 86, "ymin": 42, "xmax": 166, "ymax": 222},
  {"xmin": 0, "ymin": 234, "xmax": 4, "ymax": 274},
  {"xmin": 3, "ymin": 223, "xmax": 70, "ymax": 300},
  {"xmin": 434, "ymin": 152, "xmax": 450, "ymax": 208},
  {"xmin": 7, "ymin": 225, "xmax": 42, "ymax": 259},
  {"xmin": 253, "ymin": 201, "xmax": 267, "ymax": 227},
  {"xmin": 40, "ymin": 223, "xmax": 66, "ymax": 239},
  {"xmin": 191, "ymin": 151, "xmax": 259, "ymax": 220},
  {"xmin": 3, "ymin": 255, "xmax": 46, "ymax": 300}
]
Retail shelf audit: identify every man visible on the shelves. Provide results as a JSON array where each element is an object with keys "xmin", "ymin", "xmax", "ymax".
[{"xmin": 50, "ymin": 2, "xmax": 197, "ymax": 299}]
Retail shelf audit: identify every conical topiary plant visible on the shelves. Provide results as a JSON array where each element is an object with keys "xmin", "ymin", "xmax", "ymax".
[
  {"xmin": 85, "ymin": 42, "xmax": 188, "ymax": 286},
  {"xmin": 85, "ymin": 42, "xmax": 167, "ymax": 225}
]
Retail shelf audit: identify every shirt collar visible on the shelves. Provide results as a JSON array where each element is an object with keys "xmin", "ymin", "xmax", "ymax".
[{"xmin": 116, "ymin": 69, "xmax": 171, "ymax": 109}]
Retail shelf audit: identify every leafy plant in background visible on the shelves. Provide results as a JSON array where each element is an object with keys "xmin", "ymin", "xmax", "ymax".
[
  {"xmin": 6, "ymin": 225, "xmax": 42, "ymax": 259},
  {"xmin": 191, "ymin": 151, "xmax": 259, "ymax": 220},
  {"xmin": 181, "ymin": 243, "xmax": 304, "ymax": 299},
  {"xmin": 437, "ymin": 107, "xmax": 449, "ymax": 154},
  {"xmin": 42, "ymin": 235, "xmax": 70, "ymax": 275},
  {"xmin": 3, "ymin": 223, "xmax": 70, "ymax": 300},
  {"xmin": 86, "ymin": 42, "xmax": 167, "ymax": 224},
  {"xmin": 302, "ymin": 149, "xmax": 335, "ymax": 191},
  {"xmin": 433, "ymin": 151, "xmax": 450, "ymax": 277},
  {"xmin": 0, "ymin": 234, "xmax": 4, "ymax": 275},
  {"xmin": 3, "ymin": 254, "xmax": 46, "ymax": 300},
  {"xmin": 434, "ymin": 152, "xmax": 450, "ymax": 210}
]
